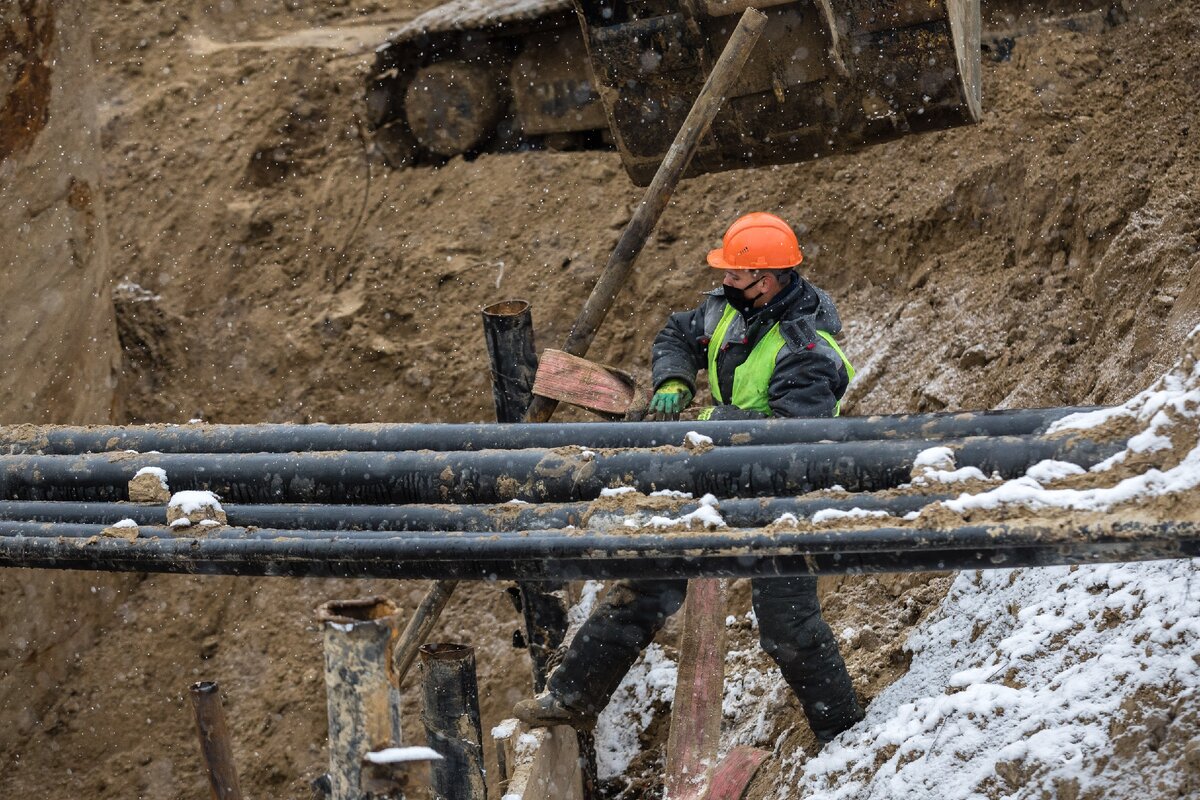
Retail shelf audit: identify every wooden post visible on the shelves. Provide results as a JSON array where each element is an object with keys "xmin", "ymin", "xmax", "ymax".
[
  {"xmin": 664, "ymin": 579, "xmax": 728, "ymax": 800},
  {"xmin": 392, "ymin": 580, "xmax": 459, "ymax": 684},
  {"xmin": 494, "ymin": 722, "xmax": 584, "ymax": 799},
  {"xmin": 524, "ymin": 8, "xmax": 768, "ymax": 423},
  {"xmin": 189, "ymin": 681, "xmax": 244, "ymax": 800}
]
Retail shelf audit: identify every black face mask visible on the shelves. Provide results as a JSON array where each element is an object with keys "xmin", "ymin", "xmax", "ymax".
[{"xmin": 723, "ymin": 279, "xmax": 764, "ymax": 318}]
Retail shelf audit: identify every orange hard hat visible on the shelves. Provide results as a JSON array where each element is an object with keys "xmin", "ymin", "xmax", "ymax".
[{"xmin": 706, "ymin": 212, "xmax": 803, "ymax": 270}]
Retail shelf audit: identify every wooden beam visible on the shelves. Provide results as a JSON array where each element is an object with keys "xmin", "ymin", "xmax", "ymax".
[
  {"xmin": 664, "ymin": 578, "xmax": 728, "ymax": 800},
  {"xmin": 704, "ymin": 746, "xmax": 768, "ymax": 800}
]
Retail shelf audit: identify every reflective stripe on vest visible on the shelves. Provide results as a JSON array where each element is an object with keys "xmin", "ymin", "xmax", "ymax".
[{"xmin": 706, "ymin": 303, "xmax": 855, "ymax": 417}]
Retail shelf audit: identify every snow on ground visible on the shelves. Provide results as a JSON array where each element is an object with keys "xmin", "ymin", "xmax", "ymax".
[
  {"xmin": 595, "ymin": 643, "xmax": 678, "ymax": 779},
  {"xmin": 784, "ymin": 559, "xmax": 1200, "ymax": 799},
  {"xmin": 811, "ymin": 508, "xmax": 893, "ymax": 524}
]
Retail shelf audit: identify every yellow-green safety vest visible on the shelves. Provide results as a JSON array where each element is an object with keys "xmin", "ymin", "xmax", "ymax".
[{"xmin": 705, "ymin": 303, "xmax": 855, "ymax": 417}]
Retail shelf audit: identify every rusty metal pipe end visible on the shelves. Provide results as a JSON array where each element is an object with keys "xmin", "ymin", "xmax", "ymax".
[
  {"xmin": 317, "ymin": 596, "xmax": 398, "ymax": 625},
  {"xmin": 419, "ymin": 642, "xmax": 474, "ymax": 661},
  {"xmin": 482, "ymin": 299, "xmax": 531, "ymax": 318}
]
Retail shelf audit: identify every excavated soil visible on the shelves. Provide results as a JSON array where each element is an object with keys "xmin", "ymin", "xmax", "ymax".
[{"xmin": 2, "ymin": 0, "xmax": 1200, "ymax": 798}]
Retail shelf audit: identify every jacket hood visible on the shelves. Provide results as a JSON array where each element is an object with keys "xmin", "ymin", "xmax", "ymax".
[{"xmin": 806, "ymin": 282, "xmax": 843, "ymax": 335}]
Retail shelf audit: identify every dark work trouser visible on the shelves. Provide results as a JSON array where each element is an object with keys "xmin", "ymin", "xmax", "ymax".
[{"xmin": 547, "ymin": 576, "xmax": 862, "ymax": 741}]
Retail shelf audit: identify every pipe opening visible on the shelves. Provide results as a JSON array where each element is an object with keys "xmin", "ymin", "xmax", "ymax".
[
  {"xmin": 419, "ymin": 642, "xmax": 473, "ymax": 661},
  {"xmin": 482, "ymin": 299, "xmax": 530, "ymax": 317},
  {"xmin": 317, "ymin": 596, "xmax": 398, "ymax": 624},
  {"xmin": 191, "ymin": 680, "xmax": 219, "ymax": 695}
]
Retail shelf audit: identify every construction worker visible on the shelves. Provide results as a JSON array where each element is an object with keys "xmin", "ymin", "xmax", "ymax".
[{"xmin": 514, "ymin": 212, "xmax": 864, "ymax": 744}]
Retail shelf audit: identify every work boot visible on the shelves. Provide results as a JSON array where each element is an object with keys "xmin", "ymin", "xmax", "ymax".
[
  {"xmin": 811, "ymin": 696, "xmax": 866, "ymax": 745},
  {"xmin": 513, "ymin": 690, "xmax": 596, "ymax": 730}
]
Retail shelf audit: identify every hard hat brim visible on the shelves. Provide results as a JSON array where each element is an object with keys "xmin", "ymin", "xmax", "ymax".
[{"xmin": 706, "ymin": 248, "xmax": 802, "ymax": 270}]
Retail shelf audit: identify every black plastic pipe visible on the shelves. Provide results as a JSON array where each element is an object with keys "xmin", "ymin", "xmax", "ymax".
[
  {"xmin": 419, "ymin": 644, "xmax": 487, "ymax": 800},
  {"xmin": 482, "ymin": 300, "xmax": 538, "ymax": 424},
  {"xmin": 0, "ymin": 435, "xmax": 1121, "ymax": 504},
  {"xmin": 0, "ymin": 494, "xmax": 946, "ymax": 531},
  {"xmin": 0, "ymin": 500, "xmax": 583, "ymax": 531},
  {"xmin": 0, "ymin": 520, "xmax": 1193, "ymax": 579},
  {"xmin": 0, "ymin": 407, "xmax": 1099, "ymax": 455}
]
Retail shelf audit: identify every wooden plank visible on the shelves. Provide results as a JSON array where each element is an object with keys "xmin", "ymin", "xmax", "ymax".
[
  {"xmin": 531, "ymin": 349, "xmax": 636, "ymax": 415},
  {"xmin": 704, "ymin": 746, "xmax": 769, "ymax": 800},
  {"xmin": 494, "ymin": 721, "xmax": 583, "ymax": 800},
  {"xmin": 664, "ymin": 578, "xmax": 728, "ymax": 800}
]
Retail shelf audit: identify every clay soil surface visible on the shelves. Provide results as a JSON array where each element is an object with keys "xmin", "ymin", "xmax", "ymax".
[{"xmin": 2, "ymin": 0, "xmax": 1199, "ymax": 798}]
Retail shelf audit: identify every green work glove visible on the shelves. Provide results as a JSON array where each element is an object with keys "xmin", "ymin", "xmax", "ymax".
[{"xmin": 648, "ymin": 379, "xmax": 693, "ymax": 421}]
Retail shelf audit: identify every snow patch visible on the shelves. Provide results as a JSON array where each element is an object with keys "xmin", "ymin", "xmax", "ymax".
[
  {"xmin": 168, "ymin": 490, "xmax": 224, "ymax": 514},
  {"xmin": 1023, "ymin": 459, "xmax": 1085, "ymax": 483},
  {"xmin": 790, "ymin": 559, "xmax": 1200, "ymax": 799},
  {"xmin": 595, "ymin": 643, "xmax": 678, "ymax": 780},
  {"xmin": 491, "ymin": 719, "xmax": 519, "ymax": 739},
  {"xmin": 364, "ymin": 746, "xmax": 442, "ymax": 764},
  {"xmin": 811, "ymin": 508, "xmax": 892, "ymax": 524},
  {"xmin": 133, "ymin": 466, "xmax": 168, "ymax": 489},
  {"xmin": 647, "ymin": 493, "xmax": 725, "ymax": 529}
]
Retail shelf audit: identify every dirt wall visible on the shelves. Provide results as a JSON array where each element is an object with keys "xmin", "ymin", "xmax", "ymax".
[
  {"xmin": 0, "ymin": 3, "xmax": 127, "ymax": 787},
  {"xmin": 1, "ymin": 0, "xmax": 1198, "ymax": 798},
  {"xmin": 0, "ymin": 0, "xmax": 120, "ymax": 422}
]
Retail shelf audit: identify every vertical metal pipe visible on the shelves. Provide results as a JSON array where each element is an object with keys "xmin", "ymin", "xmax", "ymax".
[
  {"xmin": 482, "ymin": 300, "xmax": 570, "ymax": 692},
  {"xmin": 189, "ymin": 681, "xmax": 244, "ymax": 800},
  {"xmin": 481, "ymin": 300, "xmax": 538, "ymax": 423},
  {"xmin": 420, "ymin": 643, "xmax": 488, "ymax": 800},
  {"xmin": 318, "ymin": 597, "xmax": 404, "ymax": 800}
]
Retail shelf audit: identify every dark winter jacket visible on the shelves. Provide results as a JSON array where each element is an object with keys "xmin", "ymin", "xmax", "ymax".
[{"xmin": 650, "ymin": 274, "xmax": 851, "ymax": 419}]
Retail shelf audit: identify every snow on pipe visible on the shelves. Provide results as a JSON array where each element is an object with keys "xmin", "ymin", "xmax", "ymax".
[
  {"xmin": 317, "ymin": 598, "xmax": 405, "ymax": 800},
  {"xmin": 0, "ymin": 435, "xmax": 1122, "ymax": 504},
  {"xmin": 0, "ymin": 520, "xmax": 1194, "ymax": 580},
  {"xmin": 0, "ymin": 494, "xmax": 946, "ymax": 531},
  {"xmin": 419, "ymin": 644, "xmax": 488, "ymax": 800},
  {"xmin": 0, "ymin": 407, "xmax": 1099, "ymax": 455}
]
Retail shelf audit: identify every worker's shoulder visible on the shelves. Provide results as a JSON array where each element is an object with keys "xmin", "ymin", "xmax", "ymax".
[{"xmin": 777, "ymin": 317, "xmax": 843, "ymax": 364}]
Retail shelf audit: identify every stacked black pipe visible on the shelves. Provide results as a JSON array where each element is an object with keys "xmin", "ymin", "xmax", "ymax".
[{"xmin": 0, "ymin": 407, "xmax": 1193, "ymax": 580}]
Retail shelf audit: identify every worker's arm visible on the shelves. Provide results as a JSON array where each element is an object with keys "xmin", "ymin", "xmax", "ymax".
[
  {"xmin": 650, "ymin": 302, "xmax": 710, "ymax": 395},
  {"xmin": 766, "ymin": 336, "xmax": 848, "ymax": 418}
]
